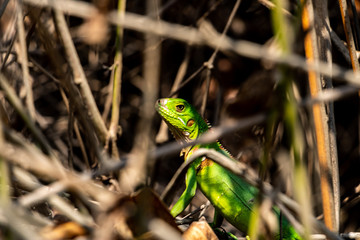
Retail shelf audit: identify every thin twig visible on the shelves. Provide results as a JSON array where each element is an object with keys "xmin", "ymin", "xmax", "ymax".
[
  {"xmin": 199, "ymin": 0, "xmax": 240, "ymax": 116},
  {"xmin": 302, "ymin": 85, "xmax": 358, "ymax": 105},
  {"xmin": 0, "ymin": 0, "xmax": 10, "ymax": 18},
  {"xmin": 200, "ymin": 68, "xmax": 211, "ymax": 117},
  {"xmin": 95, "ymin": 113, "xmax": 266, "ymax": 178},
  {"xmin": 0, "ymin": 74, "xmax": 52, "ymax": 154},
  {"xmin": 169, "ymin": 64, "xmax": 206, "ymax": 97},
  {"xmin": 29, "ymin": 57, "xmax": 91, "ymax": 169},
  {"xmin": 337, "ymin": 0, "xmax": 360, "ymax": 232},
  {"xmin": 101, "ymin": 71, "xmax": 114, "ymax": 121},
  {"xmin": 1, "ymin": 31, "xmax": 18, "ymax": 71},
  {"xmin": 118, "ymin": 0, "xmax": 160, "ymax": 192},
  {"xmin": 28, "ymin": 8, "xmax": 102, "ymax": 166},
  {"xmin": 1, "ymin": 206, "xmax": 43, "ymax": 240},
  {"xmin": 258, "ymin": 0, "xmax": 291, "ymax": 16},
  {"xmin": 18, "ymin": 180, "xmax": 68, "ymax": 207},
  {"xmin": 156, "ymin": 46, "xmax": 192, "ymax": 143},
  {"xmin": 107, "ymin": 0, "xmax": 126, "ymax": 158},
  {"xmin": 330, "ymin": 29, "xmax": 351, "ymax": 64},
  {"xmin": 28, "ymin": 56, "xmax": 59, "ymax": 83},
  {"xmin": 59, "ymin": 87, "xmax": 90, "ymax": 169},
  {"xmin": 53, "ymin": 9, "xmax": 108, "ymax": 144},
  {"xmin": 1, "ymin": 127, "xmax": 117, "ymax": 206},
  {"xmin": 169, "ymin": 46, "xmax": 191, "ymax": 97},
  {"xmin": 107, "ymin": 12, "xmax": 360, "ymax": 87},
  {"xmin": 22, "ymin": 0, "xmax": 360, "ymax": 87},
  {"xmin": 0, "ymin": 30, "xmax": 17, "ymax": 70},
  {"xmin": 13, "ymin": 167, "xmax": 94, "ymax": 226},
  {"xmin": 338, "ymin": 0, "xmax": 360, "ymax": 72},
  {"xmin": 16, "ymin": 0, "xmax": 36, "ymax": 119},
  {"xmin": 349, "ymin": 0, "xmax": 360, "ymax": 48},
  {"xmin": 97, "ymin": 80, "xmax": 359, "ymax": 177},
  {"xmin": 67, "ymin": 105, "xmax": 75, "ymax": 168}
]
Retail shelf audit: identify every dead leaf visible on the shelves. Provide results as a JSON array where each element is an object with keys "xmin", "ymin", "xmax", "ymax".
[
  {"xmin": 95, "ymin": 187, "xmax": 181, "ymax": 240},
  {"xmin": 76, "ymin": 13, "xmax": 109, "ymax": 45},
  {"xmin": 41, "ymin": 221, "xmax": 88, "ymax": 240},
  {"xmin": 183, "ymin": 217, "xmax": 218, "ymax": 240}
]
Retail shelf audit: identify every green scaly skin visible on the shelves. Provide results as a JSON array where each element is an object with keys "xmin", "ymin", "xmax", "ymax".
[{"xmin": 155, "ymin": 98, "xmax": 302, "ymax": 240}]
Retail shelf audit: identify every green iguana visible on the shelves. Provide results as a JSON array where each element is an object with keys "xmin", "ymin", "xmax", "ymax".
[{"xmin": 155, "ymin": 98, "xmax": 302, "ymax": 239}]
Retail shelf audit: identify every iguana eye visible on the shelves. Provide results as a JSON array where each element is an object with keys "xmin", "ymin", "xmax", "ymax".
[
  {"xmin": 187, "ymin": 119, "xmax": 195, "ymax": 127},
  {"xmin": 176, "ymin": 104, "xmax": 185, "ymax": 112}
]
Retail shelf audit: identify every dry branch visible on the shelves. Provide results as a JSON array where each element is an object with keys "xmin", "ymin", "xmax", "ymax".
[
  {"xmin": 14, "ymin": 167, "xmax": 94, "ymax": 226},
  {"xmin": 338, "ymin": 0, "xmax": 360, "ymax": 72},
  {"xmin": 16, "ymin": 1, "xmax": 36, "ymax": 119},
  {"xmin": 0, "ymin": 127, "xmax": 117, "ymax": 207},
  {"xmin": 118, "ymin": 0, "xmax": 160, "ymax": 193},
  {"xmin": 27, "ymin": 8, "xmax": 103, "ymax": 164},
  {"xmin": 53, "ymin": 9, "xmax": 108, "ymax": 144},
  {"xmin": 314, "ymin": 0, "xmax": 340, "ymax": 232},
  {"xmin": 0, "ymin": 74, "xmax": 52, "ymax": 153},
  {"xmin": 302, "ymin": 0, "xmax": 339, "ymax": 232},
  {"xmin": 19, "ymin": 0, "xmax": 360, "ymax": 87}
]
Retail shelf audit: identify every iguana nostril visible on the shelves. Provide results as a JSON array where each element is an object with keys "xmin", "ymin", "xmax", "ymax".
[
  {"xmin": 155, "ymin": 99, "xmax": 166, "ymax": 109},
  {"xmin": 161, "ymin": 98, "xmax": 167, "ymax": 106}
]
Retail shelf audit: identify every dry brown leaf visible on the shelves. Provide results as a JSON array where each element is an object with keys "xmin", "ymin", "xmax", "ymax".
[
  {"xmin": 41, "ymin": 221, "xmax": 88, "ymax": 240},
  {"xmin": 183, "ymin": 218, "xmax": 219, "ymax": 240},
  {"xmin": 95, "ymin": 187, "xmax": 181, "ymax": 240},
  {"xmin": 76, "ymin": 12, "xmax": 109, "ymax": 45}
]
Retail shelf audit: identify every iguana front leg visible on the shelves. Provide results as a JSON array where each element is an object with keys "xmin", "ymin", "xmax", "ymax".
[
  {"xmin": 170, "ymin": 164, "xmax": 197, "ymax": 217},
  {"xmin": 211, "ymin": 209, "xmax": 224, "ymax": 228}
]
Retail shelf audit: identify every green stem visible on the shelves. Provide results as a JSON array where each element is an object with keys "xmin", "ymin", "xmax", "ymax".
[
  {"xmin": 251, "ymin": 0, "xmax": 313, "ymax": 239},
  {"xmin": 0, "ymin": 157, "xmax": 9, "ymax": 204},
  {"xmin": 108, "ymin": 0, "xmax": 126, "ymax": 157}
]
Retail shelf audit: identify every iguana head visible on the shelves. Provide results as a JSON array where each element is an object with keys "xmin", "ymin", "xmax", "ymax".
[{"xmin": 155, "ymin": 98, "xmax": 209, "ymax": 142}]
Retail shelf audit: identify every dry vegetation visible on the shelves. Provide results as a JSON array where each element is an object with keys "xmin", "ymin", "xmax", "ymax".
[{"xmin": 0, "ymin": 0, "xmax": 359, "ymax": 239}]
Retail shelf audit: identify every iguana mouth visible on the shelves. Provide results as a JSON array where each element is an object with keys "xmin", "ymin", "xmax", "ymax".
[{"xmin": 163, "ymin": 118, "xmax": 190, "ymax": 143}]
